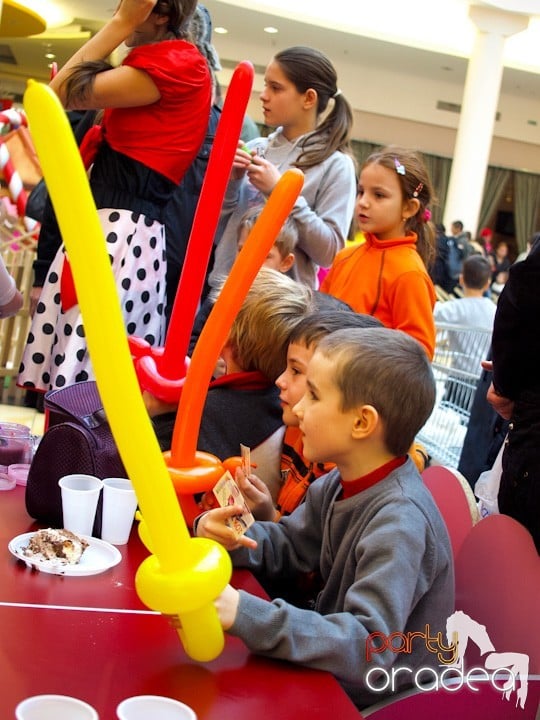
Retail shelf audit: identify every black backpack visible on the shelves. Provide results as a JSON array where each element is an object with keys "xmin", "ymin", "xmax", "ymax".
[
  {"xmin": 25, "ymin": 381, "xmax": 127, "ymax": 536},
  {"xmin": 445, "ymin": 236, "xmax": 463, "ymax": 282}
]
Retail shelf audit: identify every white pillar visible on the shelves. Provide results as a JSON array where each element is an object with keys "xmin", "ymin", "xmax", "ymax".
[{"xmin": 443, "ymin": 5, "xmax": 529, "ymax": 236}]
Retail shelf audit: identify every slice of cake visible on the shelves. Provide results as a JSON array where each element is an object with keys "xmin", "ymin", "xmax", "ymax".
[{"xmin": 24, "ymin": 528, "xmax": 89, "ymax": 565}]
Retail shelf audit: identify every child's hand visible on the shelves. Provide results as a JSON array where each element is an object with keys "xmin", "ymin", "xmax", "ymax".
[
  {"xmin": 235, "ymin": 467, "xmax": 276, "ymax": 521},
  {"xmin": 230, "ymin": 141, "xmax": 254, "ymax": 180},
  {"xmin": 214, "ymin": 584, "xmax": 240, "ymax": 630},
  {"xmin": 196, "ymin": 506, "xmax": 258, "ymax": 551},
  {"xmin": 246, "ymin": 156, "xmax": 281, "ymax": 196},
  {"xmin": 142, "ymin": 390, "xmax": 177, "ymax": 418},
  {"xmin": 114, "ymin": 0, "xmax": 157, "ymax": 28}
]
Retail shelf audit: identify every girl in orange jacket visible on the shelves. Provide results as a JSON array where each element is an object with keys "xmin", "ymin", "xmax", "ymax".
[{"xmin": 321, "ymin": 145, "xmax": 437, "ymax": 359}]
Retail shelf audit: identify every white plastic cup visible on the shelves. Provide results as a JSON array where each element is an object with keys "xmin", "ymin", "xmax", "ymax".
[
  {"xmin": 15, "ymin": 694, "xmax": 98, "ymax": 719},
  {"xmin": 58, "ymin": 473, "xmax": 103, "ymax": 536},
  {"xmin": 100, "ymin": 477, "xmax": 138, "ymax": 545},
  {"xmin": 116, "ymin": 695, "xmax": 197, "ymax": 720}
]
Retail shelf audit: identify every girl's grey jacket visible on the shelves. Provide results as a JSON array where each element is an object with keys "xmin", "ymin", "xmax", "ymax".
[{"xmin": 208, "ymin": 128, "xmax": 357, "ymax": 290}]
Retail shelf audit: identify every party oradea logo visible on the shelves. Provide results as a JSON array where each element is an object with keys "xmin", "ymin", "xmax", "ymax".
[{"xmin": 364, "ymin": 610, "xmax": 530, "ymax": 709}]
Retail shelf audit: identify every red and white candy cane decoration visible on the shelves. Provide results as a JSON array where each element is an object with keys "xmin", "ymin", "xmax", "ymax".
[
  {"xmin": 0, "ymin": 108, "xmax": 28, "ymax": 135},
  {"xmin": 0, "ymin": 108, "xmax": 38, "ymax": 233}
]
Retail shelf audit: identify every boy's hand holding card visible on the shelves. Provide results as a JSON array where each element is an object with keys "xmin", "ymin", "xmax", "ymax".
[{"xmin": 213, "ymin": 470, "xmax": 255, "ymax": 539}]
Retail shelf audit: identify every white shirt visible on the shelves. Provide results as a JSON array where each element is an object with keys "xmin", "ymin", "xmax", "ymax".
[{"xmin": 434, "ymin": 296, "xmax": 496, "ymax": 331}]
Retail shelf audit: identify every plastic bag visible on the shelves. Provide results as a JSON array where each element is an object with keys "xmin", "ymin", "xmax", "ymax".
[{"xmin": 474, "ymin": 439, "xmax": 505, "ymax": 519}]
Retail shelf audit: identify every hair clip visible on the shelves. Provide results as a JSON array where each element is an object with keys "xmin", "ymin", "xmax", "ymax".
[
  {"xmin": 423, "ymin": 208, "xmax": 432, "ymax": 222},
  {"xmin": 413, "ymin": 182, "xmax": 424, "ymax": 198},
  {"xmin": 394, "ymin": 158, "xmax": 406, "ymax": 175}
]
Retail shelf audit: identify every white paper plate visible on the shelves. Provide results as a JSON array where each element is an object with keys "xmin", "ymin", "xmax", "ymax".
[{"xmin": 8, "ymin": 531, "xmax": 122, "ymax": 576}]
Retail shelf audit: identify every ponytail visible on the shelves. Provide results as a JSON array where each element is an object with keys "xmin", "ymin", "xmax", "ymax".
[{"xmin": 273, "ymin": 46, "xmax": 354, "ymax": 171}]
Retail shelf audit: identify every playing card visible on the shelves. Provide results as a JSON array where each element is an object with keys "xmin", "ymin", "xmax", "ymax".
[
  {"xmin": 213, "ymin": 470, "xmax": 255, "ymax": 538},
  {"xmin": 240, "ymin": 443, "xmax": 251, "ymax": 476}
]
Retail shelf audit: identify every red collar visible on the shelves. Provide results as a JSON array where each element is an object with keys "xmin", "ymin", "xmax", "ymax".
[
  {"xmin": 339, "ymin": 456, "xmax": 407, "ymax": 500},
  {"xmin": 210, "ymin": 370, "xmax": 272, "ymax": 391}
]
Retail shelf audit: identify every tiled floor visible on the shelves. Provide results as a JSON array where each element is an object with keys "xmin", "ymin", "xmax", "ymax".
[{"xmin": 0, "ymin": 403, "xmax": 45, "ymax": 437}]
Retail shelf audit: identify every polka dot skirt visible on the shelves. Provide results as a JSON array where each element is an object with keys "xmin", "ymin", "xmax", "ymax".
[{"xmin": 18, "ymin": 208, "xmax": 166, "ymax": 392}]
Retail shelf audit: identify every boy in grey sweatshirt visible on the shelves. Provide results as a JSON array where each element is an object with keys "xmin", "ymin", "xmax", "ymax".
[{"xmin": 197, "ymin": 327, "xmax": 454, "ymax": 710}]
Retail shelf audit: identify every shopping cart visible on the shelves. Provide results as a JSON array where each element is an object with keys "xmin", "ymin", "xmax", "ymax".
[{"xmin": 418, "ymin": 323, "xmax": 493, "ymax": 468}]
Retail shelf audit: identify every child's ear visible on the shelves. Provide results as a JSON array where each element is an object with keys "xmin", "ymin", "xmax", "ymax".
[
  {"xmin": 351, "ymin": 405, "xmax": 379, "ymax": 439},
  {"xmin": 303, "ymin": 88, "xmax": 318, "ymax": 111},
  {"xmin": 278, "ymin": 252, "xmax": 295, "ymax": 273},
  {"xmin": 153, "ymin": 13, "xmax": 170, "ymax": 28},
  {"xmin": 403, "ymin": 197, "xmax": 420, "ymax": 220}
]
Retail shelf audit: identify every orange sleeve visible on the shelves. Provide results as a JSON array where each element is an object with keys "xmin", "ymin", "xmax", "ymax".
[{"xmin": 387, "ymin": 272, "xmax": 436, "ymax": 359}]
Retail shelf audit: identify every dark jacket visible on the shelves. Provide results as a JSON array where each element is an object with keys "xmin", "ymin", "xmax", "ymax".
[{"xmin": 492, "ymin": 241, "xmax": 540, "ymax": 551}]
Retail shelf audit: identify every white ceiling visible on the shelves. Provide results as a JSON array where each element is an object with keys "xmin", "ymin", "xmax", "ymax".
[{"xmin": 1, "ymin": 0, "xmax": 540, "ymax": 146}]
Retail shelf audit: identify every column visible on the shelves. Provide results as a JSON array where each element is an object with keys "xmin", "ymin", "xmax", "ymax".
[{"xmin": 443, "ymin": 5, "xmax": 529, "ymax": 236}]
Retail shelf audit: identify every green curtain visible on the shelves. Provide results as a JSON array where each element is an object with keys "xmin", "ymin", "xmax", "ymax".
[
  {"xmin": 422, "ymin": 153, "xmax": 452, "ymax": 227},
  {"xmin": 478, "ymin": 167, "xmax": 511, "ymax": 236},
  {"xmin": 513, "ymin": 171, "xmax": 540, "ymax": 253}
]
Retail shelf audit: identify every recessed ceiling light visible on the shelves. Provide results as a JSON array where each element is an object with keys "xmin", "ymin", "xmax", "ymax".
[
  {"xmin": 214, "ymin": 26, "xmax": 228, "ymax": 34},
  {"xmin": 19, "ymin": 0, "xmax": 72, "ymax": 27},
  {"xmin": 264, "ymin": 26, "xmax": 279, "ymax": 34},
  {"xmin": 45, "ymin": 52, "xmax": 55, "ymax": 59}
]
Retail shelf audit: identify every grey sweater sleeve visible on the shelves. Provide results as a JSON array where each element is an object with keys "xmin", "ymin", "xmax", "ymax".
[
  {"xmin": 289, "ymin": 152, "xmax": 356, "ymax": 269},
  {"xmin": 229, "ymin": 491, "xmax": 325, "ymax": 577}
]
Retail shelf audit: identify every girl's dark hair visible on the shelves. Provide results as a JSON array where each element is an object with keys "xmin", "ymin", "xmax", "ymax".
[
  {"xmin": 273, "ymin": 46, "xmax": 354, "ymax": 171},
  {"xmin": 64, "ymin": 60, "xmax": 113, "ymax": 106},
  {"xmin": 362, "ymin": 145, "xmax": 437, "ymax": 269},
  {"xmin": 152, "ymin": 0, "xmax": 197, "ymax": 38}
]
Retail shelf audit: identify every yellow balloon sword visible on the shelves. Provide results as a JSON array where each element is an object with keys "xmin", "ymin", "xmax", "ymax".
[{"xmin": 23, "ymin": 79, "xmax": 231, "ymax": 662}]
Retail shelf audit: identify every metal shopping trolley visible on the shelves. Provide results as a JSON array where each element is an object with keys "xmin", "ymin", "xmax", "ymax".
[{"xmin": 418, "ymin": 323, "xmax": 493, "ymax": 467}]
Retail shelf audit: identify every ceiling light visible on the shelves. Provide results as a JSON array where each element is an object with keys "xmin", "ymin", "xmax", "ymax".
[
  {"xmin": 45, "ymin": 52, "xmax": 55, "ymax": 59},
  {"xmin": 214, "ymin": 26, "xmax": 228, "ymax": 34},
  {"xmin": 17, "ymin": 0, "xmax": 73, "ymax": 28},
  {"xmin": 264, "ymin": 26, "xmax": 279, "ymax": 34}
]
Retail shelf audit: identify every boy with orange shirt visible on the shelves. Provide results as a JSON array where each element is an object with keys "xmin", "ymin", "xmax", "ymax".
[
  {"xmin": 237, "ymin": 310, "xmax": 428, "ymax": 522},
  {"xmin": 236, "ymin": 309, "xmax": 381, "ymax": 521}
]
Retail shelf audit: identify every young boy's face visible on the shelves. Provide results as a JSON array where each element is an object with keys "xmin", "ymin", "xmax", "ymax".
[
  {"xmin": 238, "ymin": 230, "xmax": 288, "ymax": 273},
  {"xmin": 293, "ymin": 350, "xmax": 357, "ymax": 465},
  {"xmin": 275, "ymin": 341, "xmax": 314, "ymax": 427}
]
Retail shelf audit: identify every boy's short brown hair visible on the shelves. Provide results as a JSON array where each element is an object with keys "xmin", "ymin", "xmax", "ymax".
[
  {"xmin": 226, "ymin": 267, "xmax": 313, "ymax": 381},
  {"xmin": 238, "ymin": 208, "xmax": 298, "ymax": 259},
  {"xmin": 289, "ymin": 309, "xmax": 382, "ymax": 349},
  {"xmin": 316, "ymin": 327, "xmax": 435, "ymax": 456},
  {"xmin": 462, "ymin": 255, "xmax": 491, "ymax": 289}
]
